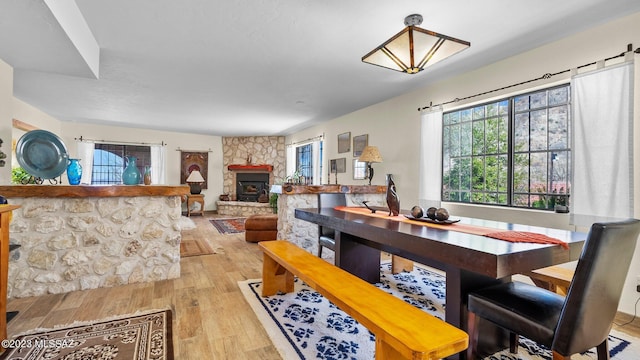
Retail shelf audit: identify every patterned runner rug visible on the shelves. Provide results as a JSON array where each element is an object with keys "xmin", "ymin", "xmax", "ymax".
[
  {"xmin": 210, "ymin": 217, "xmax": 246, "ymax": 234},
  {"xmin": 1, "ymin": 309, "xmax": 173, "ymax": 359},
  {"xmin": 239, "ymin": 263, "xmax": 639, "ymax": 360},
  {"xmin": 335, "ymin": 206, "xmax": 571, "ymax": 248}
]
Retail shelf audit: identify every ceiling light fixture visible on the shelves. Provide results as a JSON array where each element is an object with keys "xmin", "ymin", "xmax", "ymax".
[{"xmin": 362, "ymin": 14, "xmax": 470, "ymax": 74}]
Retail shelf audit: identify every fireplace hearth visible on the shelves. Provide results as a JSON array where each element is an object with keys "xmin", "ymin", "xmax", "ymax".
[{"xmin": 236, "ymin": 173, "xmax": 269, "ymax": 202}]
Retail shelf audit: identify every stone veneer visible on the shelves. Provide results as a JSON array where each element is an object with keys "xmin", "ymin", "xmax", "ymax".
[
  {"xmin": 222, "ymin": 136, "xmax": 286, "ymax": 198},
  {"xmin": 277, "ymin": 192, "xmax": 386, "ymax": 261},
  {"xmin": 216, "ymin": 200, "xmax": 275, "ymax": 216},
  {"xmin": 7, "ymin": 196, "xmax": 183, "ymax": 299}
]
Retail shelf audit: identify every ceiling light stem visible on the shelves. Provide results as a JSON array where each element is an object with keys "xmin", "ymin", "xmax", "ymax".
[{"xmin": 404, "ymin": 14, "xmax": 423, "ymax": 27}]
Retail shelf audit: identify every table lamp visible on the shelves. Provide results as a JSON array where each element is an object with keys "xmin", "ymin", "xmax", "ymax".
[
  {"xmin": 358, "ymin": 146, "xmax": 383, "ymax": 185},
  {"xmin": 186, "ymin": 170, "xmax": 205, "ymax": 194}
]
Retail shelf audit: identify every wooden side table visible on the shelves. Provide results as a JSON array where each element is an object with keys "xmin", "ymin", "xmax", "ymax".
[
  {"xmin": 0, "ymin": 205, "xmax": 19, "ymax": 343},
  {"xmin": 187, "ymin": 194, "xmax": 205, "ymax": 216}
]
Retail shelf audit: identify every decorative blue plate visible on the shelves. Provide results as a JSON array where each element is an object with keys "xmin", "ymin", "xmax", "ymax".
[{"xmin": 16, "ymin": 130, "xmax": 69, "ymax": 179}]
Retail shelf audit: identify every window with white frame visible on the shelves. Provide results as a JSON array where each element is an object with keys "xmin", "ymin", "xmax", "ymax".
[
  {"xmin": 442, "ymin": 84, "xmax": 571, "ymax": 210},
  {"xmin": 286, "ymin": 139, "xmax": 323, "ymax": 185}
]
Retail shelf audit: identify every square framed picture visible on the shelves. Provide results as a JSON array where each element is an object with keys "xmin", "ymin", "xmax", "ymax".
[
  {"xmin": 353, "ymin": 134, "xmax": 368, "ymax": 157},
  {"xmin": 330, "ymin": 158, "xmax": 347, "ymax": 173},
  {"xmin": 338, "ymin": 132, "xmax": 351, "ymax": 153},
  {"xmin": 353, "ymin": 159, "xmax": 367, "ymax": 180}
]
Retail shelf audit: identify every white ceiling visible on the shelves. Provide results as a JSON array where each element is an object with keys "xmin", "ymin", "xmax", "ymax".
[{"xmin": 1, "ymin": 1, "xmax": 639, "ymax": 136}]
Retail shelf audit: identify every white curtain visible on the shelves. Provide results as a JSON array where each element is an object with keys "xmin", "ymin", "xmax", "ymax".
[
  {"xmin": 571, "ymin": 61, "xmax": 634, "ymax": 227},
  {"xmin": 286, "ymin": 144, "xmax": 296, "ymax": 179},
  {"xmin": 418, "ymin": 107, "xmax": 443, "ymax": 209},
  {"xmin": 311, "ymin": 140, "xmax": 321, "ymax": 185},
  {"xmin": 77, "ymin": 141, "xmax": 95, "ymax": 184},
  {"xmin": 150, "ymin": 145, "xmax": 166, "ymax": 184}
]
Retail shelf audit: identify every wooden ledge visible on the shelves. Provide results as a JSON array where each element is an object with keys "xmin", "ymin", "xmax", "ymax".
[
  {"xmin": 281, "ymin": 184, "xmax": 387, "ymax": 195},
  {"xmin": 228, "ymin": 164, "xmax": 273, "ymax": 172},
  {"xmin": 0, "ymin": 185, "xmax": 190, "ymax": 198}
]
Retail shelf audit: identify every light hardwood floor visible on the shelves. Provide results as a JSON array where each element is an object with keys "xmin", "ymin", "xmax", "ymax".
[{"xmin": 5, "ymin": 213, "xmax": 640, "ymax": 359}]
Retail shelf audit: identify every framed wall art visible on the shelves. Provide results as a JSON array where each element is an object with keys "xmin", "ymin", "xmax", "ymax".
[
  {"xmin": 338, "ymin": 132, "xmax": 351, "ymax": 153},
  {"xmin": 353, "ymin": 134, "xmax": 368, "ymax": 157},
  {"xmin": 336, "ymin": 158, "xmax": 346, "ymax": 173},
  {"xmin": 353, "ymin": 159, "xmax": 367, "ymax": 180},
  {"xmin": 330, "ymin": 158, "xmax": 347, "ymax": 173},
  {"xmin": 180, "ymin": 151, "xmax": 208, "ymax": 189}
]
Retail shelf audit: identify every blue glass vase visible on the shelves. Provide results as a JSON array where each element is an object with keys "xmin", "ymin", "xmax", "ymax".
[
  {"xmin": 66, "ymin": 158, "xmax": 82, "ymax": 185},
  {"xmin": 122, "ymin": 155, "xmax": 141, "ymax": 185}
]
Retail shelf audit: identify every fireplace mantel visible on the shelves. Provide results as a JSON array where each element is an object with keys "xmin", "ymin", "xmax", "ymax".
[{"xmin": 228, "ymin": 164, "xmax": 273, "ymax": 172}]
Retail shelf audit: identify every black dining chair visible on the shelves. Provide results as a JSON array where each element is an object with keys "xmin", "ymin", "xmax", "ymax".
[
  {"xmin": 317, "ymin": 193, "xmax": 347, "ymax": 259},
  {"xmin": 466, "ymin": 218, "xmax": 640, "ymax": 360}
]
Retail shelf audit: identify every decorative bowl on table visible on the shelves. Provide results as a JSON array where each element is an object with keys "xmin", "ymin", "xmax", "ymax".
[
  {"xmin": 404, "ymin": 215, "xmax": 461, "ymax": 225},
  {"xmin": 405, "ymin": 206, "xmax": 459, "ymax": 224}
]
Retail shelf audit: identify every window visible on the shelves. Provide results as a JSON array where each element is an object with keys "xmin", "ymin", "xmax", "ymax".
[
  {"xmin": 92, "ymin": 144, "xmax": 151, "ymax": 184},
  {"xmin": 287, "ymin": 139, "xmax": 324, "ymax": 185},
  {"xmin": 294, "ymin": 142, "xmax": 323, "ymax": 184},
  {"xmin": 442, "ymin": 84, "xmax": 570, "ymax": 210},
  {"xmin": 296, "ymin": 144, "xmax": 313, "ymax": 183}
]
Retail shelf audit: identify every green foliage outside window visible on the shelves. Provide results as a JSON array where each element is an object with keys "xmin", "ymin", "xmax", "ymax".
[{"xmin": 442, "ymin": 84, "xmax": 571, "ymax": 210}]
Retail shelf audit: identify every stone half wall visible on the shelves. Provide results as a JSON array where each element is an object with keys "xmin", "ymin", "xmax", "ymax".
[
  {"xmin": 7, "ymin": 196, "xmax": 183, "ymax": 299},
  {"xmin": 216, "ymin": 201, "xmax": 275, "ymax": 216},
  {"xmin": 277, "ymin": 193, "xmax": 386, "ymax": 262}
]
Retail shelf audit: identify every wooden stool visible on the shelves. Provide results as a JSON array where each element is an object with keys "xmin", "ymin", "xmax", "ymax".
[
  {"xmin": 245, "ymin": 214, "xmax": 278, "ymax": 243},
  {"xmin": 527, "ymin": 265, "xmax": 574, "ymax": 295},
  {"xmin": 187, "ymin": 194, "xmax": 205, "ymax": 216}
]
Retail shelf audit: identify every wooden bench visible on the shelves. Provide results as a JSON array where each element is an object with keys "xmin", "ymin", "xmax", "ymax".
[
  {"xmin": 527, "ymin": 265, "xmax": 575, "ymax": 295},
  {"xmin": 259, "ymin": 240, "xmax": 468, "ymax": 360}
]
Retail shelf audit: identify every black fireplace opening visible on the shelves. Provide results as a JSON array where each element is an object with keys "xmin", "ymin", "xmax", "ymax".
[{"xmin": 236, "ymin": 173, "xmax": 269, "ymax": 202}]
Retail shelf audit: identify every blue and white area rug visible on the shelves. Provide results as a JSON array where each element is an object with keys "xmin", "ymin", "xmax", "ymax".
[{"xmin": 238, "ymin": 262, "xmax": 640, "ymax": 360}]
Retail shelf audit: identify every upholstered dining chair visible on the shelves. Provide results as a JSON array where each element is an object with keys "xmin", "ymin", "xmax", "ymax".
[
  {"xmin": 466, "ymin": 218, "xmax": 640, "ymax": 360},
  {"xmin": 317, "ymin": 193, "xmax": 347, "ymax": 259}
]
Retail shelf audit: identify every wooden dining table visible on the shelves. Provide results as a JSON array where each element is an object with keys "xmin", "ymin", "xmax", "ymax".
[{"xmin": 295, "ymin": 206, "xmax": 588, "ymax": 359}]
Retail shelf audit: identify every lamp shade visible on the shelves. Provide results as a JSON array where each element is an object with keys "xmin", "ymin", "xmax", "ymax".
[
  {"xmin": 362, "ymin": 14, "xmax": 470, "ymax": 74},
  {"xmin": 186, "ymin": 170, "xmax": 205, "ymax": 183},
  {"xmin": 358, "ymin": 146, "xmax": 383, "ymax": 163}
]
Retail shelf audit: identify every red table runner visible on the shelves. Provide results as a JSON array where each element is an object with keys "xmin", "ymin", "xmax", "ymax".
[{"xmin": 334, "ymin": 206, "xmax": 569, "ymax": 249}]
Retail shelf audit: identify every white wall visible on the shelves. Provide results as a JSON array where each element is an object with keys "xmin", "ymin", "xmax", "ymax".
[
  {"xmin": 0, "ymin": 59, "xmax": 12, "ymax": 184},
  {"xmin": 12, "ymin": 98, "xmax": 62, "ymax": 134},
  {"xmin": 287, "ymin": 11, "xmax": 640, "ymax": 314}
]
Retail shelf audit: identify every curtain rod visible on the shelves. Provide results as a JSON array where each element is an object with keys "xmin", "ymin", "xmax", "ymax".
[
  {"xmin": 287, "ymin": 134, "xmax": 324, "ymax": 146},
  {"xmin": 418, "ymin": 44, "xmax": 640, "ymax": 112},
  {"xmin": 75, "ymin": 136, "xmax": 166, "ymax": 146},
  {"xmin": 175, "ymin": 147, "xmax": 213, "ymax": 152}
]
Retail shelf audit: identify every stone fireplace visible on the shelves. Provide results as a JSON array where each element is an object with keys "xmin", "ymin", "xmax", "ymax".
[
  {"xmin": 219, "ymin": 136, "xmax": 286, "ymax": 216},
  {"xmin": 219, "ymin": 164, "xmax": 275, "ymax": 215}
]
